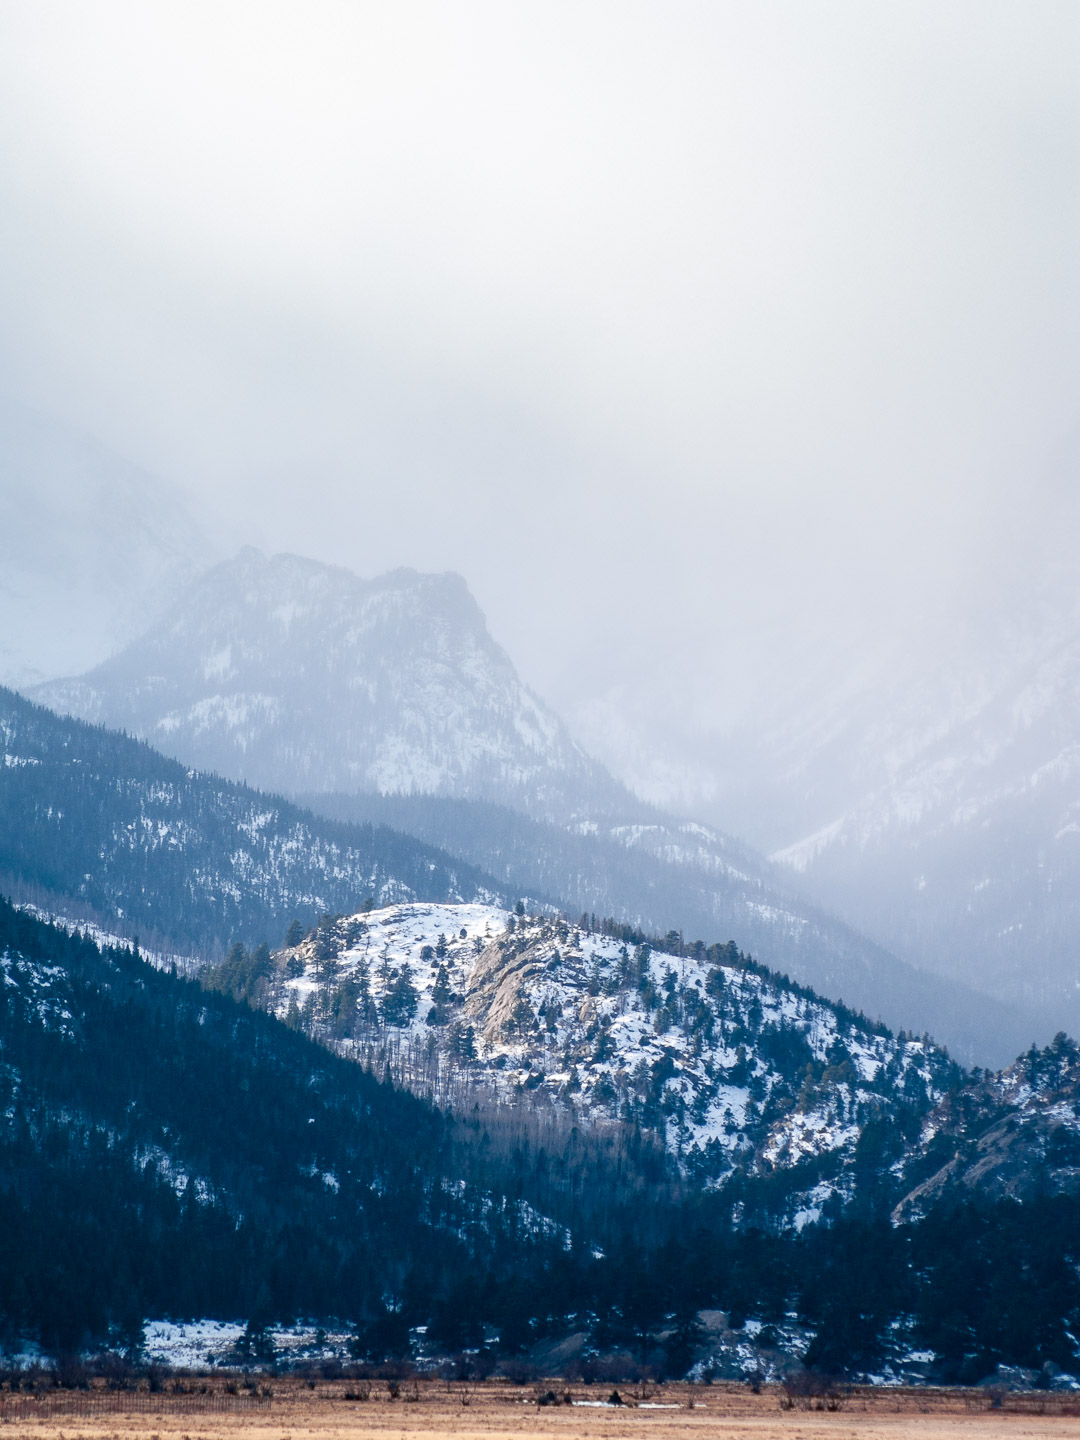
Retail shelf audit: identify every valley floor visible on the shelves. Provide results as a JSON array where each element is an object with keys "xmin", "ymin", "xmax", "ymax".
[{"xmin": 1, "ymin": 1381, "xmax": 1078, "ymax": 1440}]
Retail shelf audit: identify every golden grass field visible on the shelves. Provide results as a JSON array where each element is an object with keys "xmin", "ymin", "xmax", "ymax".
[{"xmin": 2, "ymin": 1380, "xmax": 1079, "ymax": 1440}]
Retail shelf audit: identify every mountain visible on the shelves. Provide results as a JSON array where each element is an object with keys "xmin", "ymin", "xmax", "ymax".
[
  {"xmin": 217, "ymin": 897, "xmax": 1080, "ymax": 1274},
  {"xmin": 298, "ymin": 792, "xmax": 1039, "ymax": 1068},
  {"xmin": 0, "ymin": 398, "xmax": 214, "ymax": 688},
  {"xmin": 0, "ymin": 686, "xmax": 517, "ymax": 956},
  {"xmin": 894, "ymin": 1030, "xmax": 1080, "ymax": 1223},
  {"xmin": 229, "ymin": 899, "xmax": 961, "ymax": 1228},
  {"xmin": 31, "ymin": 551, "xmax": 1039, "ymax": 1064},
  {"xmin": 766, "ymin": 630, "xmax": 1080, "ymax": 1034},
  {"xmin": 33, "ymin": 547, "xmax": 622, "ymax": 820},
  {"xmin": 7, "ymin": 896, "xmax": 1080, "ymax": 1381}
]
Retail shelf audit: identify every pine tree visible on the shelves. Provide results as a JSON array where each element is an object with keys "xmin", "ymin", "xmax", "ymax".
[
  {"xmin": 448, "ymin": 1020, "xmax": 477, "ymax": 1062},
  {"xmin": 381, "ymin": 963, "xmax": 419, "ymax": 1027},
  {"xmin": 427, "ymin": 964, "xmax": 453, "ymax": 1026},
  {"xmin": 355, "ymin": 956, "xmax": 379, "ymax": 1029}
]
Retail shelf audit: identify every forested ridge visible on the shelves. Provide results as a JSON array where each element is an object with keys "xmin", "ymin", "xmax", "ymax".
[
  {"xmin": 2, "ymin": 899, "xmax": 1080, "ymax": 1382},
  {"xmin": 0, "ymin": 687, "xmax": 517, "ymax": 955},
  {"xmin": 220, "ymin": 902, "xmax": 961, "ymax": 1229}
]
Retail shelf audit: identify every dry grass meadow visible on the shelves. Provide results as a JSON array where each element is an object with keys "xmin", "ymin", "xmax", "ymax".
[{"xmin": 1, "ymin": 1379, "xmax": 1079, "ymax": 1440}]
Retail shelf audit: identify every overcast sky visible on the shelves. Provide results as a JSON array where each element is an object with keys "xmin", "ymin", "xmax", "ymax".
[{"xmin": 2, "ymin": 2, "xmax": 1079, "ymax": 795}]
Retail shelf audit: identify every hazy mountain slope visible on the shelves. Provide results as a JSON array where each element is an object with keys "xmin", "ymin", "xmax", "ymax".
[
  {"xmin": 768, "ymin": 628, "xmax": 1080, "ymax": 1031},
  {"xmin": 300, "ymin": 792, "xmax": 1042, "ymax": 1068},
  {"xmin": 249, "ymin": 900, "xmax": 960, "ymax": 1228},
  {"xmin": 34, "ymin": 547, "xmax": 623, "ymax": 820},
  {"xmin": 566, "ymin": 535, "xmax": 1080, "ymax": 1040},
  {"xmin": 0, "ymin": 398, "xmax": 214, "ymax": 687},
  {"xmin": 0, "ymin": 687, "xmax": 516, "ymax": 956}
]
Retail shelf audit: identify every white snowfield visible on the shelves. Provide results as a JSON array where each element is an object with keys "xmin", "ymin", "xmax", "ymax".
[
  {"xmin": 141, "ymin": 1320, "xmax": 355, "ymax": 1369},
  {"xmin": 275, "ymin": 901, "xmax": 951, "ymax": 1222}
]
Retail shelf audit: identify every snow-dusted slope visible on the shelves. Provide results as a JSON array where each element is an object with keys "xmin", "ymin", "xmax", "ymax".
[
  {"xmin": 767, "ymin": 629, "xmax": 1080, "ymax": 1030},
  {"xmin": 0, "ymin": 398, "xmax": 213, "ymax": 687},
  {"xmin": 0, "ymin": 685, "xmax": 515, "ymax": 957},
  {"xmin": 302, "ymin": 789, "xmax": 1037, "ymax": 1067},
  {"xmin": 34, "ymin": 548, "xmax": 622, "ymax": 821},
  {"xmin": 894, "ymin": 1030, "xmax": 1080, "ymax": 1221},
  {"xmin": 245, "ymin": 901, "xmax": 959, "ymax": 1224}
]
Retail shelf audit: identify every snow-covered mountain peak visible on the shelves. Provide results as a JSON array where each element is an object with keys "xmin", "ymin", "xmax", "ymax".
[{"xmin": 32, "ymin": 549, "xmax": 624, "ymax": 820}]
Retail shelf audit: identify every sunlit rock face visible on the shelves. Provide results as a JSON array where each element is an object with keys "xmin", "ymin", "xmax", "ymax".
[{"xmin": 259, "ymin": 901, "xmax": 1080, "ymax": 1227}]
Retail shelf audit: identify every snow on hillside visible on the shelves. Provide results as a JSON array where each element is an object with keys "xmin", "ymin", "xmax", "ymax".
[
  {"xmin": 30, "ymin": 546, "xmax": 1028, "ymax": 1064},
  {"xmin": 0, "ymin": 683, "xmax": 517, "ymax": 957},
  {"xmin": 893, "ymin": 1030, "xmax": 1080, "ymax": 1221},
  {"xmin": 257, "ymin": 902, "xmax": 956, "ymax": 1222},
  {"xmin": 12, "ymin": 902, "xmax": 197, "ymax": 975}
]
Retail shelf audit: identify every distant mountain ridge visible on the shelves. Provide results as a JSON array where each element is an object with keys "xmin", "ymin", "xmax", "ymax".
[
  {"xmin": 763, "ymin": 625, "xmax": 1080, "ymax": 1031},
  {"xmin": 581, "ymin": 589, "xmax": 1080, "ymax": 1037},
  {"xmin": 35, "ymin": 548, "xmax": 623, "ymax": 821}
]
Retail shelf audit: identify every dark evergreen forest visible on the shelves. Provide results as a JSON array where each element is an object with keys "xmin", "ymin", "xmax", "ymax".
[{"xmin": 2, "ymin": 899, "xmax": 1079, "ymax": 1380}]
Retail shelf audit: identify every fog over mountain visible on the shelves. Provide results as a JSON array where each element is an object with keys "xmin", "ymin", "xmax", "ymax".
[
  {"xmin": 586, "ymin": 467, "xmax": 1080, "ymax": 1026},
  {"xmin": 0, "ymin": 398, "xmax": 215, "ymax": 687},
  {"xmin": 3, "ymin": 6, "xmax": 1080, "ymax": 1070},
  {"xmin": 2, "ymin": 4, "xmax": 1077, "ymax": 724}
]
